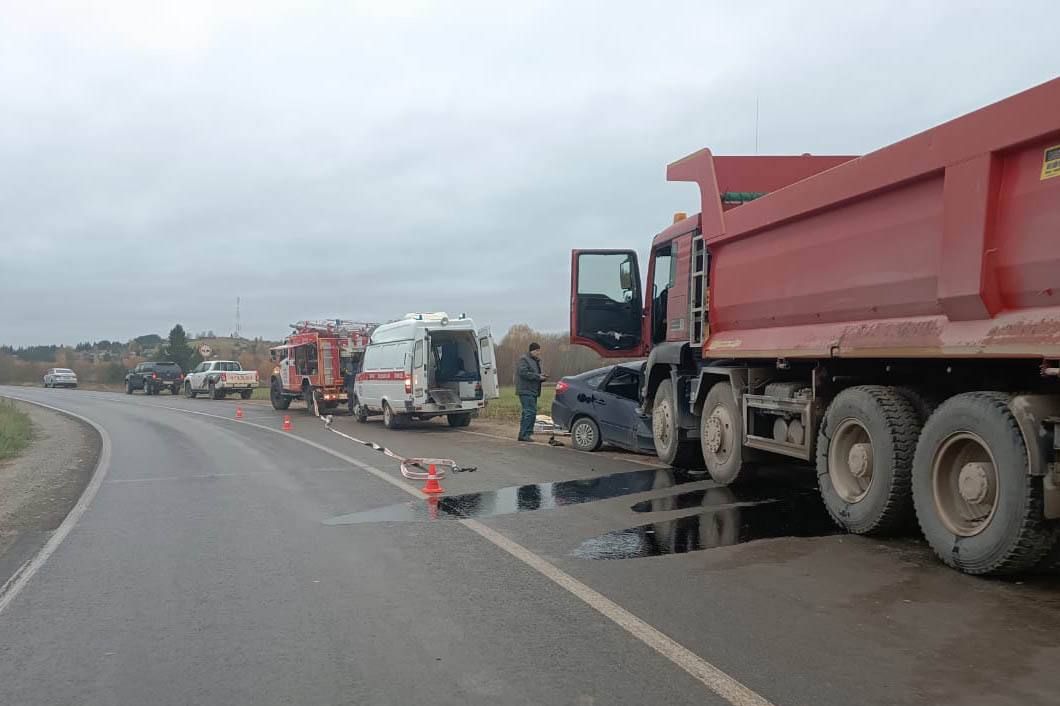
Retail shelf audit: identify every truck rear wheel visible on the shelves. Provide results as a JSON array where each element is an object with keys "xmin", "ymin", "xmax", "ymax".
[
  {"xmin": 240, "ymin": 389, "xmax": 252, "ymax": 400},
  {"xmin": 270, "ymin": 380, "xmax": 290, "ymax": 410},
  {"xmin": 912, "ymin": 392, "xmax": 1058, "ymax": 575},
  {"xmin": 652, "ymin": 379, "xmax": 700, "ymax": 468},
  {"xmin": 700, "ymin": 381, "xmax": 750, "ymax": 485},
  {"xmin": 816, "ymin": 385, "xmax": 919, "ymax": 535}
]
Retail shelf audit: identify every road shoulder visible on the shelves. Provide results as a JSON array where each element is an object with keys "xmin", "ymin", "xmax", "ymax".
[{"xmin": 0, "ymin": 398, "xmax": 101, "ymax": 587}]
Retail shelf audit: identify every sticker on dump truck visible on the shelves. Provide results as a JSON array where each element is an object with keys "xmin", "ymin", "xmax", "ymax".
[{"xmin": 1042, "ymin": 145, "xmax": 1060, "ymax": 180}]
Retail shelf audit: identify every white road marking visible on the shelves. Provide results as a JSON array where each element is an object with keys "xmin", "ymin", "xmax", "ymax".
[
  {"xmin": 1, "ymin": 389, "xmax": 775, "ymax": 706},
  {"xmin": 0, "ymin": 398, "xmax": 112, "ymax": 616}
]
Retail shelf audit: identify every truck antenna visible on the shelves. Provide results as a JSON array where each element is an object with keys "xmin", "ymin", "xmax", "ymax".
[{"xmin": 755, "ymin": 97, "xmax": 760, "ymax": 155}]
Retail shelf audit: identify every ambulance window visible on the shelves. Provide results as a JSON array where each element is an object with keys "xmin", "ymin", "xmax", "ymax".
[{"xmin": 413, "ymin": 341, "xmax": 424, "ymax": 368}]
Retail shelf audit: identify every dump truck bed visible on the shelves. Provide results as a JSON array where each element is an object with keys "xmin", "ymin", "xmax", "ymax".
[{"xmin": 668, "ymin": 77, "xmax": 1060, "ymax": 360}]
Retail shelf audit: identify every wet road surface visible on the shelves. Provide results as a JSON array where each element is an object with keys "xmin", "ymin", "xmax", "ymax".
[{"xmin": 2, "ymin": 386, "xmax": 1059, "ymax": 706}]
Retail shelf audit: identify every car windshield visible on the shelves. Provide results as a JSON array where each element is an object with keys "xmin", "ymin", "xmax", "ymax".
[{"xmin": 55, "ymin": 369, "xmax": 74, "ymax": 374}]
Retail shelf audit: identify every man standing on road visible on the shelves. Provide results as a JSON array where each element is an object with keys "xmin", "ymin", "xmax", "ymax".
[{"xmin": 516, "ymin": 342, "xmax": 547, "ymax": 442}]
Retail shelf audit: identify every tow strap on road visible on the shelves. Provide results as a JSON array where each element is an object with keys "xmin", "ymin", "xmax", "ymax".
[{"xmin": 319, "ymin": 413, "xmax": 477, "ymax": 479}]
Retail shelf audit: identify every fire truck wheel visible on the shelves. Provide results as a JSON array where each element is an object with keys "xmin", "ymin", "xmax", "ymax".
[
  {"xmin": 240, "ymin": 390, "xmax": 252, "ymax": 400},
  {"xmin": 383, "ymin": 403, "xmax": 405, "ymax": 429},
  {"xmin": 269, "ymin": 380, "xmax": 290, "ymax": 410}
]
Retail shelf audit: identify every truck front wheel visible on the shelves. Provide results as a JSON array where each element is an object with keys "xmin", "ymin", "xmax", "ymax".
[
  {"xmin": 652, "ymin": 379, "xmax": 699, "ymax": 468},
  {"xmin": 270, "ymin": 380, "xmax": 290, "ymax": 410},
  {"xmin": 700, "ymin": 381, "xmax": 750, "ymax": 484},
  {"xmin": 912, "ymin": 392, "xmax": 1058, "ymax": 575},
  {"xmin": 816, "ymin": 385, "xmax": 919, "ymax": 535}
]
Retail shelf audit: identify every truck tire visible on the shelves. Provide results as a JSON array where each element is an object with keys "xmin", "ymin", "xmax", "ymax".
[
  {"xmin": 210, "ymin": 382, "xmax": 223, "ymax": 400},
  {"xmin": 270, "ymin": 380, "xmax": 290, "ymax": 410},
  {"xmin": 185, "ymin": 381, "xmax": 197, "ymax": 399},
  {"xmin": 912, "ymin": 391, "xmax": 1058, "ymax": 575},
  {"xmin": 816, "ymin": 385, "xmax": 919, "ymax": 535},
  {"xmin": 382, "ymin": 403, "xmax": 405, "ymax": 429},
  {"xmin": 700, "ymin": 381, "xmax": 750, "ymax": 485},
  {"xmin": 447, "ymin": 413, "xmax": 472, "ymax": 428},
  {"xmin": 652, "ymin": 379, "xmax": 699, "ymax": 468},
  {"xmin": 895, "ymin": 386, "xmax": 942, "ymax": 425},
  {"xmin": 240, "ymin": 389, "xmax": 252, "ymax": 400},
  {"xmin": 570, "ymin": 416, "xmax": 601, "ymax": 451}
]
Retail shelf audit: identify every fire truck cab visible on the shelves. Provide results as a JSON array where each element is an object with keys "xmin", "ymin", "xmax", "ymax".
[{"xmin": 269, "ymin": 320, "xmax": 376, "ymax": 414}]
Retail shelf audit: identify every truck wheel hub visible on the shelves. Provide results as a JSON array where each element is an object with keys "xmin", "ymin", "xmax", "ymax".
[
  {"xmin": 848, "ymin": 442, "xmax": 873, "ymax": 479},
  {"xmin": 958, "ymin": 462, "xmax": 992, "ymax": 504},
  {"xmin": 704, "ymin": 416, "xmax": 723, "ymax": 453}
]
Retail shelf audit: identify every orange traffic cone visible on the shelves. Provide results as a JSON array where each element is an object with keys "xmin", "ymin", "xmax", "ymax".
[
  {"xmin": 282, "ymin": 415, "xmax": 292, "ymax": 432},
  {"xmin": 235, "ymin": 406, "xmax": 244, "ymax": 419},
  {"xmin": 421, "ymin": 463, "xmax": 445, "ymax": 495}
]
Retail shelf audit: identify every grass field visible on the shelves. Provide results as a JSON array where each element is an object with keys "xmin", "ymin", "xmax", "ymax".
[
  {"xmin": 0, "ymin": 398, "xmax": 33, "ymax": 460},
  {"xmin": 480, "ymin": 386, "xmax": 556, "ymax": 423}
]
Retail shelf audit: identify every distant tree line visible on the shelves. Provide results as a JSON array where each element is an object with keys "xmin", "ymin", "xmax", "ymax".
[{"xmin": 494, "ymin": 324, "xmax": 628, "ymax": 386}]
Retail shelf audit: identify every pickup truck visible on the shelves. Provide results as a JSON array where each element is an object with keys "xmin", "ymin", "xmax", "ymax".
[
  {"xmin": 126, "ymin": 361, "xmax": 184, "ymax": 395},
  {"xmin": 184, "ymin": 360, "xmax": 259, "ymax": 400}
]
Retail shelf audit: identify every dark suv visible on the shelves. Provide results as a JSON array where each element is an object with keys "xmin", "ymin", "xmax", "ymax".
[{"xmin": 126, "ymin": 361, "xmax": 184, "ymax": 395}]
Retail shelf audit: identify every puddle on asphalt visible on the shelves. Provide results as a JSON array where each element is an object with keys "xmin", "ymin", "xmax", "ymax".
[
  {"xmin": 324, "ymin": 467, "xmax": 708, "ymax": 525},
  {"xmin": 572, "ymin": 489, "xmax": 837, "ymax": 560}
]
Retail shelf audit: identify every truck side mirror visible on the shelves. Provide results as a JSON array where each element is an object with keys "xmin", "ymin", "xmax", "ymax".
[{"xmin": 619, "ymin": 259, "xmax": 634, "ymax": 291}]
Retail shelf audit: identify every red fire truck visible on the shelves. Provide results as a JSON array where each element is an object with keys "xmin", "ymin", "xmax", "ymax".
[{"xmin": 269, "ymin": 320, "xmax": 377, "ymax": 414}]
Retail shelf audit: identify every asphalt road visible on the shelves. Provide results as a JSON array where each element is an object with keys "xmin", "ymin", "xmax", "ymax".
[{"xmin": 1, "ymin": 386, "xmax": 1058, "ymax": 706}]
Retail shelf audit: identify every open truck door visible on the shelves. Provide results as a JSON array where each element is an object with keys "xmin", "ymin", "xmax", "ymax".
[
  {"xmin": 570, "ymin": 249, "xmax": 647, "ymax": 357},
  {"xmin": 477, "ymin": 326, "xmax": 499, "ymax": 400}
]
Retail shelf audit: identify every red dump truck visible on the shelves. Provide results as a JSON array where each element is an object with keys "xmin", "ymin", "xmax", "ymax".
[{"xmin": 570, "ymin": 78, "xmax": 1060, "ymax": 575}]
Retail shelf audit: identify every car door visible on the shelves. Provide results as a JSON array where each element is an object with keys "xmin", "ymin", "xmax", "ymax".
[
  {"xmin": 593, "ymin": 367, "xmax": 642, "ymax": 449},
  {"xmin": 477, "ymin": 327, "xmax": 499, "ymax": 400}
]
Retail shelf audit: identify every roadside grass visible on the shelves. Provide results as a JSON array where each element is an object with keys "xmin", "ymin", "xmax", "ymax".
[
  {"xmin": 0, "ymin": 399, "xmax": 32, "ymax": 460},
  {"xmin": 480, "ymin": 386, "xmax": 556, "ymax": 423},
  {"xmin": 251, "ymin": 387, "xmax": 270, "ymax": 401}
]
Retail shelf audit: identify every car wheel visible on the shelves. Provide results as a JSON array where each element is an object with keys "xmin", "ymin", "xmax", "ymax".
[
  {"xmin": 350, "ymin": 397, "xmax": 368, "ymax": 422},
  {"xmin": 571, "ymin": 417, "xmax": 602, "ymax": 452},
  {"xmin": 382, "ymin": 403, "xmax": 404, "ymax": 429},
  {"xmin": 447, "ymin": 413, "xmax": 472, "ymax": 428}
]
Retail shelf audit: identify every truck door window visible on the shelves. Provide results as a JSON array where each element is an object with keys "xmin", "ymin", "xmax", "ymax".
[
  {"xmin": 651, "ymin": 244, "xmax": 675, "ymax": 344},
  {"xmin": 575, "ymin": 252, "xmax": 642, "ymax": 350}
]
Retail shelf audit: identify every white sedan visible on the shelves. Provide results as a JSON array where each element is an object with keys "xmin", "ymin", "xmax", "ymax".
[{"xmin": 43, "ymin": 368, "xmax": 78, "ymax": 388}]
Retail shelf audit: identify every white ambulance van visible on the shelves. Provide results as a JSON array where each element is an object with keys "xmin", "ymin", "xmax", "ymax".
[{"xmin": 353, "ymin": 312, "xmax": 500, "ymax": 429}]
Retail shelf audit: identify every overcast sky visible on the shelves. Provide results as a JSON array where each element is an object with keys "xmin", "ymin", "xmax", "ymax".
[{"xmin": 1, "ymin": 1, "xmax": 1057, "ymax": 346}]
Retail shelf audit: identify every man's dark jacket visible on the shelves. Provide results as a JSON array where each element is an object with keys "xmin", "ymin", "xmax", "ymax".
[{"xmin": 515, "ymin": 353, "xmax": 542, "ymax": 396}]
